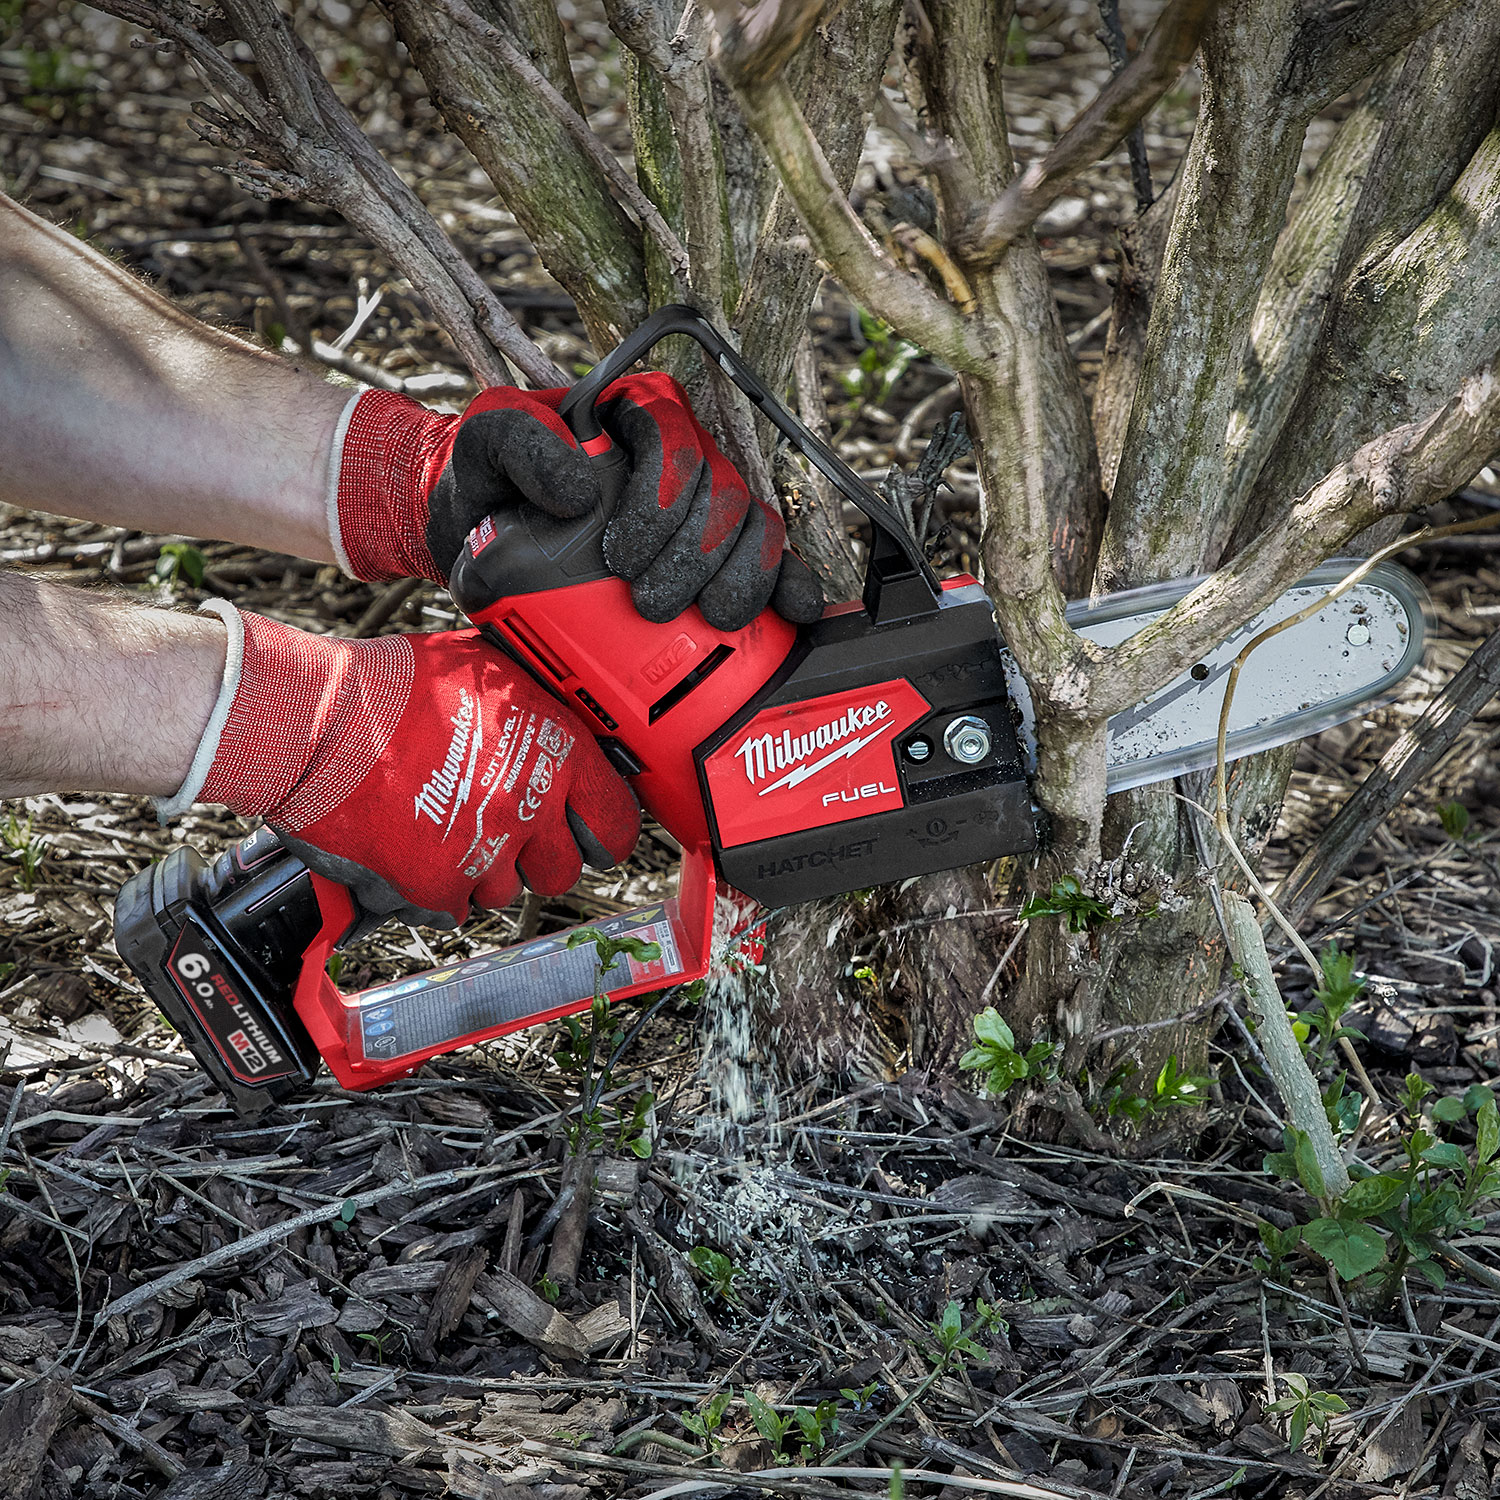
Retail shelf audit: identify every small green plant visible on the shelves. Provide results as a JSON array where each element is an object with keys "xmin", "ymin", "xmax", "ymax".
[
  {"xmin": 330, "ymin": 1198, "xmax": 358, "ymax": 1234},
  {"xmin": 558, "ymin": 927, "xmax": 662, "ymax": 1154},
  {"xmin": 356, "ymin": 1330, "xmax": 389, "ymax": 1364},
  {"xmin": 1263, "ymin": 1087, "xmax": 1500, "ymax": 1287},
  {"xmin": 3, "ymin": 814, "xmax": 47, "ymax": 893},
  {"xmin": 618, "ymin": 1088, "xmax": 655, "ymax": 1159},
  {"xmin": 741, "ymin": 1390, "xmax": 839, "ymax": 1462},
  {"xmin": 1265, "ymin": 1374, "xmax": 1348, "ymax": 1456},
  {"xmin": 1437, "ymin": 799, "xmax": 1474, "ymax": 841},
  {"xmin": 326, "ymin": 952, "xmax": 345, "ymax": 985},
  {"xmin": 743, "ymin": 1388, "xmax": 792, "ymax": 1459},
  {"xmin": 839, "ymin": 310, "xmax": 921, "ymax": 421},
  {"xmin": 839, "ymin": 1380, "xmax": 880, "ymax": 1412},
  {"xmin": 973, "ymin": 1297, "xmax": 1008, "ymax": 1336},
  {"xmin": 889, "ymin": 1464, "xmax": 905, "ymax": 1500},
  {"xmin": 688, "ymin": 1246, "xmax": 744, "ymax": 1304},
  {"xmin": 678, "ymin": 1389, "xmax": 732, "ymax": 1447},
  {"xmin": 1101, "ymin": 1054, "xmax": 1213, "ymax": 1125},
  {"xmin": 1296, "ymin": 942, "xmax": 1367, "ymax": 1069},
  {"xmin": 1253, "ymin": 1220, "xmax": 1303, "ymax": 1279},
  {"xmin": 959, "ymin": 1007, "xmax": 1055, "ymax": 1097},
  {"xmin": 931, "ymin": 1299, "xmax": 986, "ymax": 1366},
  {"xmin": 1019, "ymin": 874, "xmax": 1117, "ymax": 933},
  {"xmin": 537, "ymin": 1273, "xmax": 561, "ymax": 1304},
  {"xmin": 330, "ymin": 1352, "xmax": 342, "ymax": 1385},
  {"xmin": 792, "ymin": 1399, "xmax": 840, "ymax": 1455},
  {"xmin": 151, "ymin": 541, "xmax": 206, "ymax": 589}
]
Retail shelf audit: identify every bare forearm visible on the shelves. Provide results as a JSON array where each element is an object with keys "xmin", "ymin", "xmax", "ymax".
[
  {"xmin": 0, "ymin": 570, "xmax": 224, "ymax": 798},
  {"xmin": 0, "ymin": 194, "xmax": 350, "ymax": 563}
]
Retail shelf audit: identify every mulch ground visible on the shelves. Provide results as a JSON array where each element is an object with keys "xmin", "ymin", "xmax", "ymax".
[{"xmin": 2, "ymin": 4, "xmax": 1499, "ymax": 1498}]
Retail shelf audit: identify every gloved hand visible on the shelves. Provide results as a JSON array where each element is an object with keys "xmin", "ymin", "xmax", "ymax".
[
  {"xmin": 332, "ymin": 374, "xmax": 823, "ymax": 631},
  {"xmin": 160, "ymin": 604, "xmax": 640, "ymax": 929}
]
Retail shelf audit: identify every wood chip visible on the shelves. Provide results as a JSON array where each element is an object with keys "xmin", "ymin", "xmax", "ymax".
[{"xmin": 470, "ymin": 1270, "xmax": 589, "ymax": 1361}]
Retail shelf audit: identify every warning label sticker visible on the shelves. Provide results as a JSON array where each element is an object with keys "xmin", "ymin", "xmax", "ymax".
[{"xmin": 355, "ymin": 908, "xmax": 684, "ymax": 1062}]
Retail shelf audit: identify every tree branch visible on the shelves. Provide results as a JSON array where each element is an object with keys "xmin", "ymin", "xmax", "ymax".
[
  {"xmin": 92, "ymin": 0, "xmax": 560, "ymax": 387},
  {"xmin": 1095, "ymin": 0, "xmax": 1313, "ymax": 592},
  {"xmin": 380, "ymin": 0, "xmax": 647, "ymax": 350},
  {"xmin": 1232, "ymin": 23, "xmax": 1500, "ymax": 547},
  {"xmin": 432, "ymin": 0, "xmax": 691, "ymax": 285},
  {"xmin": 954, "ymin": 0, "xmax": 1217, "ymax": 266},
  {"xmin": 734, "ymin": 0, "xmax": 905, "ymax": 431},
  {"xmin": 722, "ymin": 74, "xmax": 976, "ymax": 370},
  {"xmin": 608, "ymin": 0, "xmax": 732, "ymax": 316},
  {"xmin": 1095, "ymin": 355, "xmax": 1500, "ymax": 713},
  {"xmin": 1289, "ymin": 0, "xmax": 1467, "ymax": 115}
]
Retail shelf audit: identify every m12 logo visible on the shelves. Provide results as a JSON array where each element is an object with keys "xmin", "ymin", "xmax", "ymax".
[{"xmin": 704, "ymin": 679, "xmax": 929, "ymax": 848}]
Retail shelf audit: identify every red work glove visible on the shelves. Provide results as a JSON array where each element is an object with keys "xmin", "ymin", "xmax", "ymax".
[
  {"xmin": 331, "ymin": 374, "xmax": 823, "ymax": 631},
  {"xmin": 162, "ymin": 605, "xmax": 639, "ymax": 929}
]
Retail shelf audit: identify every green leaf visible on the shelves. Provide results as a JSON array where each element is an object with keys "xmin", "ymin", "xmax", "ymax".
[
  {"xmin": 939, "ymin": 1300, "xmax": 962, "ymax": 1342},
  {"xmin": 1287, "ymin": 1406, "xmax": 1308, "ymax": 1453},
  {"xmin": 1401, "ymin": 1071, "xmax": 1433, "ymax": 1116},
  {"xmin": 1302, "ymin": 1217, "xmax": 1386, "ymax": 1280},
  {"xmin": 1338, "ymin": 1174, "xmax": 1407, "ymax": 1219},
  {"xmin": 971, "ymin": 1007, "xmax": 1015, "ymax": 1051},
  {"xmin": 153, "ymin": 541, "xmax": 206, "ymax": 588},
  {"xmin": 1412, "ymin": 1256, "xmax": 1447, "ymax": 1289},
  {"xmin": 1421, "ymin": 1142, "xmax": 1469, "ymax": 1172},
  {"xmin": 1463, "ymin": 1084, "xmax": 1496, "ymax": 1115},
  {"xmin": 1438, "ymin": 800, "xmax": 1471, "ymax": 840},
  {"xmin": 1432, "ymin": 1096, "xmax": 1467, "ymax": 1124},
  {"xmin": 1291, "ymin": 1129, "xmax": 1326, "ymax": 1200},
  {"xmin": 1263, "ymin": 1149, "xmax": 1298, "ymax": 1183},
  {"xmin": 743, "ymin": 1389, "xmax": 786, "ymax": 1447},
  {"xmin": 1476, "ymin": 1097, "xmax": 1498, "ymax": 1167}
]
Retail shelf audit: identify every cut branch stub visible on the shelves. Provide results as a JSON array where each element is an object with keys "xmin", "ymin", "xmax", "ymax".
[{"xmin": 705, "ymin": 0, "xmax": 837, "ymax": 88}]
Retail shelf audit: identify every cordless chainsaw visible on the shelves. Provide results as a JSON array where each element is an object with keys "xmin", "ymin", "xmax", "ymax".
[{"xmin": 112, "ymin": 307, "xmax": 1428, "ymax": 1113}]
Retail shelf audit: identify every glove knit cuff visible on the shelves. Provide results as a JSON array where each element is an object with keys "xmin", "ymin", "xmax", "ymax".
[
  {"xmin": 196, "ymin": 612, "xmax": 415, "ymax": 833},
  {"xmin": 331, "ymin": 389, "xmax": 459, "ymax": 584}
]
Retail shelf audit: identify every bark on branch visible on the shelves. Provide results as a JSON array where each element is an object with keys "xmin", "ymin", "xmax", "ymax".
[
  {"xmin": 721, "ymin": 74, "xmax": 976, "ymax": 370},
  {"xmin": 1095, "ymin": 355, "xmax": 1500, "ymax": 713},
  {"xmin": 91, "ymin": 0, "xmax": 559, "ymax": 387},
  {"xmin": 954, "ymin": 0, "xmax": 1217, "ymax": 266},
  {"xmin": 1288, "ymin": 0, "xmax": 1468, "ymax": 115},
  {"xmin": 432, "ymin": 0, "xmax": 691, "ymax": 284}
]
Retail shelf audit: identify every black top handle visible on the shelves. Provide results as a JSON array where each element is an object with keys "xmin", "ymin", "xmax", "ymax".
[{"xmin": 556, "ymin": 304, "xmax": 943, "ymax": 626}]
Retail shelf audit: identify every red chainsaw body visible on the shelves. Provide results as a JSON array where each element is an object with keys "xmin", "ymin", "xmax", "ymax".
[{"xmin": 288, "ymin": 575, "xmax": 797, "ymax": 1090}]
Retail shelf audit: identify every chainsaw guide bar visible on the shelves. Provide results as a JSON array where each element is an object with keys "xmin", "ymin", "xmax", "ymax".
[{"xmin": 1001, "ymin": 560, "xmax": 1429, "ymax": 793}]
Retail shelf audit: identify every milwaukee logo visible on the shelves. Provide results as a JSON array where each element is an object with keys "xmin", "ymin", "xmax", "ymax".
[
  {"xmin": 735, "ymin": 700, "xmax": 893, "ymax": 796},
  {"xmin": 414, "ymin": 690, "xmax": 480, "ymax": 833}
]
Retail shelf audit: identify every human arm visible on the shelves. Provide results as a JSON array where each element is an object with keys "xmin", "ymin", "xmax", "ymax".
[
  {"xmin": 0, "ymin": 194, "xmax": 348, "ymax": 565},
  {"xmin": 0, "ymin": 571, "xmax": 637, "ymax": 927},
  {"xmin": 0, "ymin": 192, "xmax": 821, "ymax": 627}
]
